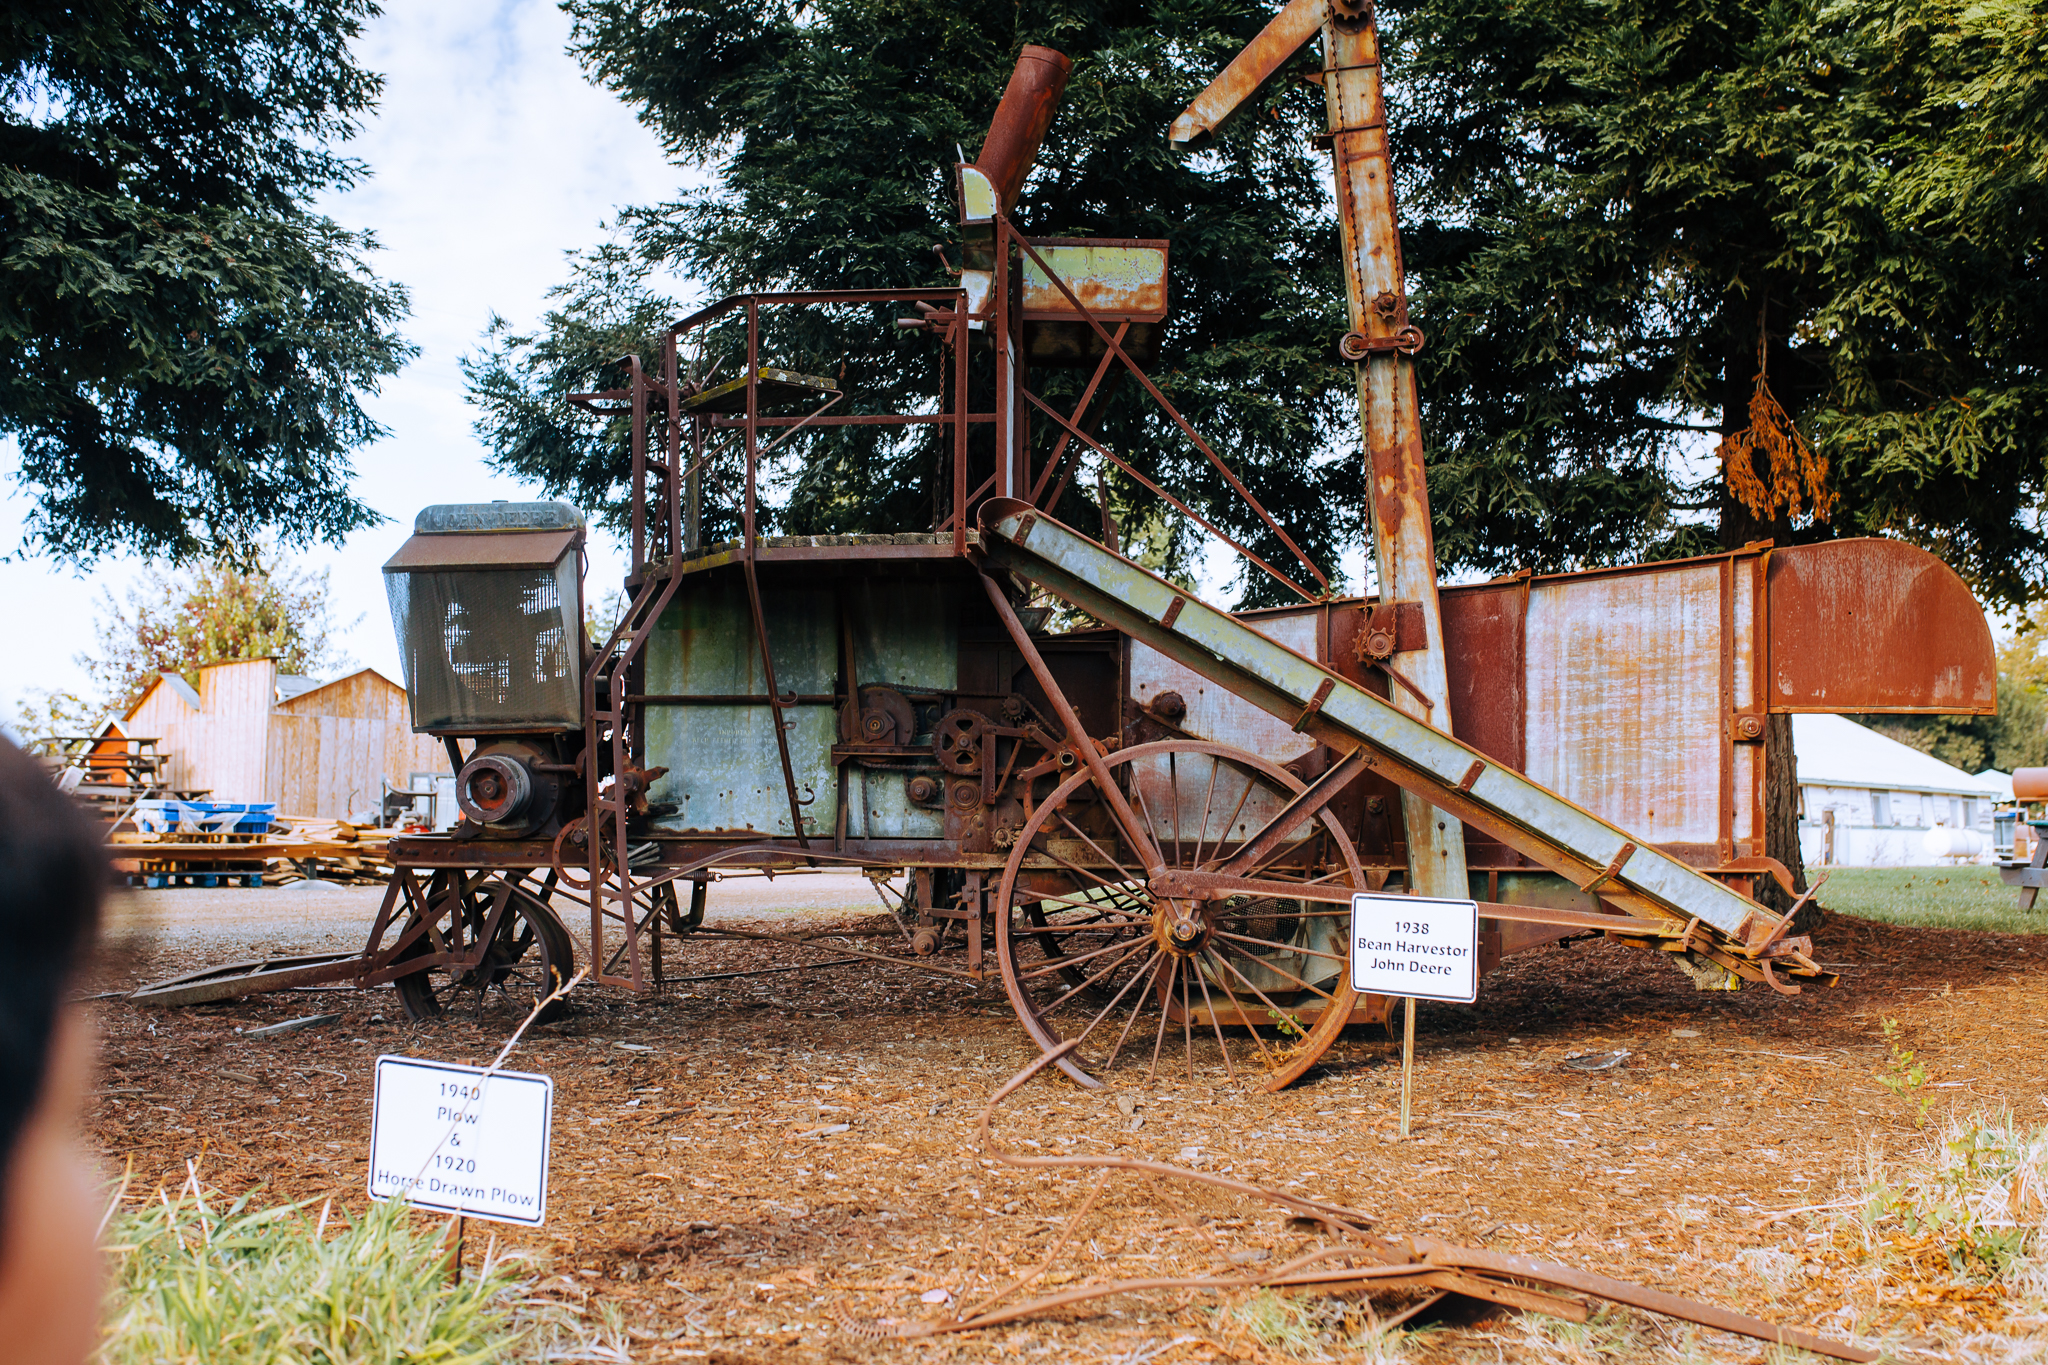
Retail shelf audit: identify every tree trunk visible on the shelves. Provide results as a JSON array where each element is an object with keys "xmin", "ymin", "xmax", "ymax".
[{"xmin": 1718, "ymin": 324, "xmax": 1808, "ymax": 917}]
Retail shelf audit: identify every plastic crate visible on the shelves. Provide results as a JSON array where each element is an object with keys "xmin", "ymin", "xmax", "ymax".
[{"xmin": 132, "ymin": 800, "xmax": 277, "ymax": 836}]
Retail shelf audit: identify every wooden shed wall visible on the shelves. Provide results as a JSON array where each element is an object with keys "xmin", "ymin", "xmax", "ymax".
[
  {"xmin": 123, "ymin": 659, "xmax": 277, "ymax": 798},
  {"xmin": 267, "ymin": 669, "xmax": 449, "ymax": 818}
]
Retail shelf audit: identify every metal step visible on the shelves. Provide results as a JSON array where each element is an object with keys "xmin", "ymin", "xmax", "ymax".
[{"xmin": 978, "ymin": 499, "xmax": 1827, "ymax": 992}]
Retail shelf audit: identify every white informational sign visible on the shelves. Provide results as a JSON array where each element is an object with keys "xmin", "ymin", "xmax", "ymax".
[
  {"xmin": 1350, "ymin": 892, "xmax": 1480, "ymax": 1003},
  {"xmin": 369, "ymin": 1055, "xmax": 553, "ymax": 1227}
]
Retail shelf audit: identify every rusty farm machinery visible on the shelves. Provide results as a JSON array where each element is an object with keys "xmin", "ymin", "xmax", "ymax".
[{"xmin": 135, "ymin": 7, "xmax": 1994, "ymax": 1100}]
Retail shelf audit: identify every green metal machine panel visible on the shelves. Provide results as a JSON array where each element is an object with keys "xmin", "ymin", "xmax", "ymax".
[
  {"xmin": 842, "ymin": 580, "xmax": 960, "ymax": 840},
  {"xmin": 643, "ymin": 575, "xmax": 837, "ymax": 837},
  {"xmin": 844, "ymin": 580, "xmax": 961, "ymax": 695}
]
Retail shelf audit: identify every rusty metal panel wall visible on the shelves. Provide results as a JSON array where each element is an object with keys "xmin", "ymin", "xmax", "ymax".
[
  {"xmin": 1766, "ymin": 539, "xmax": 1996, "ymax": 714},
  {"xmin": 1019, "ymin": 240, "xmax": 1169, "ymax": 320},
  {"xmin": 643, "ymin": 576, "xmax": 837, "ymax": 838},
  {"xmin": 1131, "ymin": 612, "xmax": 1320, "ymax": 767},
  {"xmin": 1440, "ymin": 581, "xmax": 1527, "ymax": 768},
  {"xmin": 1523, "ymin": 565, "xmax": 1726, "ymax": 846}
]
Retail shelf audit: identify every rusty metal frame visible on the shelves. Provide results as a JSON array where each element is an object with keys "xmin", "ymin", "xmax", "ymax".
[{"xmin": 1000, "ymin": 217, "xmax": 1331, "ymax": 600}]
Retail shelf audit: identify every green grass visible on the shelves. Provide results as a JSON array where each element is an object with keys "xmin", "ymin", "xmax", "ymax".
[
  {"xmin": 97, "ymin": 1182, "xmax": 617, "ymax": 1365},
  {"xmin": 1219, "ymin": 1289, "xmax": 1414, "ymax": 1360},
  {"xmin": 1818, "ymin": 866, "xmax": 2048, "ymax": 935}
]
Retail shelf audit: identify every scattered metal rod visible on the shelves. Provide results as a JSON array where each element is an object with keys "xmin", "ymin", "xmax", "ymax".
[
  {"xmin": 849, "ymin": 1042, "xmax": 1876, "ymax": 1361},
  {"xmin": 240, "ymin": 1013, "xmax": 341, "ymax": 1039}
]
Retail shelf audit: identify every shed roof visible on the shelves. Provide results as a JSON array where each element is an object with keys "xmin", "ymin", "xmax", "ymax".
[
  {"xmin": 271, "ymin": 666, "xmax": 404, "ymax": 710},
  {"xmin": 133, "ymin": 673, "xmax": 202, "ymax": 716},
  {"xmin": 1792, "ymin": 713, "xmax": 2002, "ymax": 798}
]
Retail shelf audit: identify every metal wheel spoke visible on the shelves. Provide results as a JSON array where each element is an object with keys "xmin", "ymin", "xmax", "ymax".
[
  {"xmin": 1025, "ymin": 881, "xmax": 1150, "ymax": 914},
  {"xmin": 1211, "ymin": 947, "xmax": 1319, "ymax": 1039},
  {"xmin": 1055, "ymin": 811, "xmax": 1140, "ymax": 886},
  {"xmin": 1038, "ymin": 937, "xmax": 1156, "ymax": 1014},
  {"xmin": 1216, "ymin": 939, "xmax": 1339, "ymax": 1002},
  {"xmin": 1017, "ymin": 933, "xmax": 1154, "ymax": 982},
  {"xmin": 1041, "ymin": 844, "xmax": 1140, "ymax": 894},
  {"xmin": 1190, "ymin": 956, "xmax": 1236, "ymax": 1081},
  {"xmin": 1012, "ymin": 912, "xmax": 1147, "ymax": 933},
  {"xmin": 1212, "ymin": 930, "xmax": 1347, "ymax": 963},
  {"xmin": 1168, "ymin": 751, "xmax": 1182, "ymax": 870},
  {"xmin": 1147, "ymin": 958, "xmax": 1178, "ymax": 1083},
  {"xmin": 1181, "ymin": 955, "xmax": 1195, "ymax": 1084},
  {"xmin": 1100, "ymin": 952, "xmax": 1169, "ymax": 1074},
  {"xmin": 1130, "ymin": 781, "xmax": 1166, "ymax": 871},
  {"xmin": 1190, "ymin": 756, "xmax": 1222, "ymax": 870},
  {"xmin": 1208, "ymin": 772, "xmax": 1258, "ymax": 860},
  {"xmin": 1201, "ymin": 950, "xmax": 1278, "ymax": 1070}
]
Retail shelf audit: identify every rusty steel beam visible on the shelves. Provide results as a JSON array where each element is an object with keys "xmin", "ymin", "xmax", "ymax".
[
  {"xmin": 1170, "ymin": 0, "xmax": 1466, "ymax": 905},
  {"xmin": 128, "ymin": 951, "xmax": 367, "ymax": 1007}
]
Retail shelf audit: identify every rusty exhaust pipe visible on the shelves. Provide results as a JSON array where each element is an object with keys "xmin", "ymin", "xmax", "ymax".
[{"xmin": 973, "ymin": 45, "xmax": 1073, "ymax": 214}]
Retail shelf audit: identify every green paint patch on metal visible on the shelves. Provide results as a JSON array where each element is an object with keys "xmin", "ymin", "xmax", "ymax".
[{"xmin": 640, "ymin": 570, "xmax": 965, "ymax": 838}]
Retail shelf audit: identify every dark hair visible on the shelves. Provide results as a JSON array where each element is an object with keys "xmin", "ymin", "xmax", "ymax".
[{"xmin": 0, "ymin": 737, "xmax": 104, "ymax": 1175}]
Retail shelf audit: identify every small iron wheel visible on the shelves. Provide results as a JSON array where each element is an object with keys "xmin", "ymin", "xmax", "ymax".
[
  {"xmin": 997, "ymin": 740, "xmax": 1365, "ymax": 1092},
  {"xmin": 393, "ymin": 875, "xmax": 577, "ymax": 1022}
]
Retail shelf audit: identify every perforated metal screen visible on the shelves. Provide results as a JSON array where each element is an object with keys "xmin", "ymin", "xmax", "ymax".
[{"xmin": 386, "ymin": 556, "xmax": 582, "ymax": 732}]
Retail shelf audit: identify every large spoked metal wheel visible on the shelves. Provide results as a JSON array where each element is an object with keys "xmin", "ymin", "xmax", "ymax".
[
  {"xmin": 392, "ymin": 875, "xmax": 577, "ymax": 1023},
  {"xmin": 996, "ymin": 740, "xmax": 1366, "ymax": 1092}
]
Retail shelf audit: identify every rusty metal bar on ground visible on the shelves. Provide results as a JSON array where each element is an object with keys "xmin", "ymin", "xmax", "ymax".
[{"xmin": 852, "ymin": 1042, "xmax": 1878, "ymax": 1361}]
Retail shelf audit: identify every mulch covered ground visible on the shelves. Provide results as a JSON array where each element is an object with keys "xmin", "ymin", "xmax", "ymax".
[{"xmin": 82, "ymin": 880, "xmax": 2048, "ymax": 1362}]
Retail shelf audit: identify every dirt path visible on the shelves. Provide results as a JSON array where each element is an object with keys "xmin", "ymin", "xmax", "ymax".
[{"xmin": 84, "ymin": 879, "xmax": 2048, "ymax": 1362}]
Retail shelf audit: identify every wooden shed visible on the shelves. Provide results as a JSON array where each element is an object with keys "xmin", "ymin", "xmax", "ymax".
[{"xmin": 123, "ymin": 660, "xmax": 449, "ymax": 819}]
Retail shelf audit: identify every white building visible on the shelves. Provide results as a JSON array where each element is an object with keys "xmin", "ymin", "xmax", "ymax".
[{"xmin": 1795, "ymin": 714, "xmax": 2003, "ymax": 867}]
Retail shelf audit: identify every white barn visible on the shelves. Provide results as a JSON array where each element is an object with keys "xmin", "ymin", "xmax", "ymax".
[{"xmin": 1795, "ymin": 713, "xmax": 2002, "ymax": 866}]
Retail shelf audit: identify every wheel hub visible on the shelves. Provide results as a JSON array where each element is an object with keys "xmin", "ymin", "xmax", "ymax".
[{"xmin": 1154, "ymin": 899, "xmax": 1212, "ymax": 956}]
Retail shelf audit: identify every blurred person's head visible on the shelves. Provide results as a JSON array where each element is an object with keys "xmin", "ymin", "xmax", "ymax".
[{"xmin": 0, "ymin": 736, "xmax": 107, "ymax": 1365}]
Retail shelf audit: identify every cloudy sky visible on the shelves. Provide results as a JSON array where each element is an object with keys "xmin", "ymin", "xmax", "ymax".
[{"xmin": 0, "ymin": 0, "xmax": 689, "ymax": 719}]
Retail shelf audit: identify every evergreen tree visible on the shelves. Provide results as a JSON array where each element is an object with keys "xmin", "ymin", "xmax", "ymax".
[
  {"xmin": 2, "ymin": 0, "xmax": 413, "ymax": 565},
  {"xmin": 465, "ymin": 0, "xmax": 1361, "ymax": 604},
  {"xmin": 1389, "ymin": 0, "xmax": 2048, "ymax": 605},
  {"xmin": 471, "ymin": 0, "xmax": 2045, "ymax": 616}
]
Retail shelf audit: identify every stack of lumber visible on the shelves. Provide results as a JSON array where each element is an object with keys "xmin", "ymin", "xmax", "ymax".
[{"xmin": 109, "ymin": 818, "xmax": 391, "ymax": 888}]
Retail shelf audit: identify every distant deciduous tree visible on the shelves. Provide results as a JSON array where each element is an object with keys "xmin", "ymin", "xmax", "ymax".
[{"xmin": 85, "ymin": 555, "xmax": 354, "ymax": 715}]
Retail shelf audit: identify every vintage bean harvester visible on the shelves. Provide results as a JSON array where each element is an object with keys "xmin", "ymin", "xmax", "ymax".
[{"xmin": 140, "ymin": 6, "xmax": 1994, "ymax": 1094}]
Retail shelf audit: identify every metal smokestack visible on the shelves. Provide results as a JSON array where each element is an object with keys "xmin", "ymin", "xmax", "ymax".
[{"xmin": 972, "ymin": 45, "xmax": 1073, "ymax": 215}]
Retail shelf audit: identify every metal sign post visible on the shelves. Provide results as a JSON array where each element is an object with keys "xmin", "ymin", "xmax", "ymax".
[{"xmin": 1351, "ymin": 891, "xmax": 1478, "ymax": 1137}]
